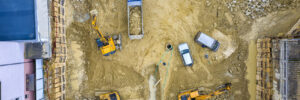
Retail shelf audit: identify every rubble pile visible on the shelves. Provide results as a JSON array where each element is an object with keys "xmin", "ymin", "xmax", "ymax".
[{"xmin": 227, "ymin": 0, "xmax": 299, "ymax": 19}]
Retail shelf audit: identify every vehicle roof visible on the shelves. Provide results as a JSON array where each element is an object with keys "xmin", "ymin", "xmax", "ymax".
[
  {"xmin": 196, "ymin": 33, "xmax": 215, "ymax": 48},
  {"xmin": 178, "ymin": 43, "xmax": 189, "ymax": 51},
  {"xmin": 183, "ymin": 53, "xmax": 192, "ymax": 65}
]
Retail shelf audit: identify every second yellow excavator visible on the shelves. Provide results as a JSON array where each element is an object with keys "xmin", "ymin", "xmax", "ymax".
[
  {"xmin": 95, "ymin": 91, "xmax": 120, "ymax": 100},
  {"xmin": 91, "ymin": 15, "xmax": 122, "ymax": 56},
  {"xmin": 178, "ymin": 83, "xmax": 231, "ymax": 100}
]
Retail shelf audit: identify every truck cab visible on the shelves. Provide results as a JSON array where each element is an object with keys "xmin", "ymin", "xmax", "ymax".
[
  {"xmin": 178, "ymin": 43, "xmax": 193, "ymax": 66},
  {"xmin": 194, "ymin": 32, "xmax": 220, "ymax": 52}
]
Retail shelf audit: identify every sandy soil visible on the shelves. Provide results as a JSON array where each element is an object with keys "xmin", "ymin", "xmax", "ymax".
[
  {"xmin": 246, "ymin": 40, "xmax": 257, "ymax": 100},
  {"xmin": 129, "ymin": 6, "xmax": 142, "ymax": 35},
  {"xmin": 63, "ymin": 0, "xmax": 300, "ymax": 99}
]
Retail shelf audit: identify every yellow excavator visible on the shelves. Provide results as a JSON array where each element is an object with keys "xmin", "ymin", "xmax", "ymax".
[
  {"xmin": 95, "ymin": 91, "xmax": 120, "ymax": 100},
  {"xmin": 91, "ymin": 15, "xmax": 121, "ymax": 56},
  {"xmin": 178, "ymin": 83, "xmax": 231, "ymax": 100}
]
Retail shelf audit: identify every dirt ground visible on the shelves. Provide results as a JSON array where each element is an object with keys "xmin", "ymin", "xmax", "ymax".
[{"xmin": 64, "ymin": 0, "xmax": 300, "ymax": 100}]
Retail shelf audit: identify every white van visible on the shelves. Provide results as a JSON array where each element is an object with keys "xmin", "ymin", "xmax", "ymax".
[
  {"xmin": 194, "ymin": 32, "xmax": 220, "ymax": 52},
  {"xmin": 178, "ymin": 43, "xmax": 193, "ymax": 66}
]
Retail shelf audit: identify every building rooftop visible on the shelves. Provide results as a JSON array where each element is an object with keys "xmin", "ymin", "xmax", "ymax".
[
  {"xmin": 0, "ymin": 0, "xmax": 36, "ymax": 41},
  {"xmin": 279, "ymin": 39, "xmax": 300, "ymax": 100},
  {"xmin": 0, "ymin": 0, "xmax": 50, "ymax": 41}
]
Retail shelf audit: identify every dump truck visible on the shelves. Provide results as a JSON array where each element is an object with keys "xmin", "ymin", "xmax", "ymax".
[
  {"xmin": 178, "ymin": 83, "xmax": 231, "ymax": 100},
  {"xmin": 194, "ymin": 32, "xmax": 220, "ymax": 52},
  {"xmin": 127, "ymin": 0, "xmax": 144, "ymax": 39}
]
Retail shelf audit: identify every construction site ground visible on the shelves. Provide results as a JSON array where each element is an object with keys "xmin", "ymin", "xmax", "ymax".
[{"xmin": 64, "ymin": 0, "xmax": 300, "ymax": 100}]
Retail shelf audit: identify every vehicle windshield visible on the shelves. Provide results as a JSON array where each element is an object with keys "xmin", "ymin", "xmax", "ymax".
[
  {"xmin": 181, "ymin": 49, "xmax": 189, "ymax": 54},
  {"xmin": 212, "ymin": 41, "xmax": 220, "ymax": 51}
]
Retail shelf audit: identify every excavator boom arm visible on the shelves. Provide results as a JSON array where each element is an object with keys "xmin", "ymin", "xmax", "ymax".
[
  {"xmin": 92, "ymin": 15, "xmax": 108, "ymax": 43},
  {"xmin": 179, "ymin": 83, "xmax": 231, "ymax": 100}
]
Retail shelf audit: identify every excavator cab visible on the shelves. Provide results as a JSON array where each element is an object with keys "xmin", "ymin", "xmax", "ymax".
[
  {"xmin": 213, "ymin": 83, "xmax": 231, "ymax": 96},
  {"xmin": 108, "ymin": 93, "xmax": 118, "ymax": 100},
  {"xmin": 180, "ymin": 95, "xmax": 189, "ymax": 100},
  {"xmin": 178, "ymin": 91, "xmax": 192, "ymax": 100},
  {"xmin": 96, "ymin": 38, "xmax": 104, "ymax": 47}
]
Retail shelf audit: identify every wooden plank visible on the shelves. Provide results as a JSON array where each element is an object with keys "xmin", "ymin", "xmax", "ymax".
[
  {"xmin": 287, "ymin": 19, "xmax": 300, "ymax": 35},
  {"xmin": 54, "ymin": 77, "xmax": 61, "ymax": 83},
  {"xmin": 54, "ymin": 67, "xmax": 62, "ymax": 74},
  {"xmin": 55, "ymin": 87, "xmax": 61, "ymax": 93},
  {"xmin": 55, "ymin": 92, "xmax": 62, "ymax": 99},
  {"xmin": 55, "ymin": 83, "xmax": 62, "ymax": 88},
  {"xmin": 55, "ymin": 63, "xmax": 65, "ymax": 67},
  {"xmin": 256, "ymin": 38, "xmax": 274, "ymax": 100}
]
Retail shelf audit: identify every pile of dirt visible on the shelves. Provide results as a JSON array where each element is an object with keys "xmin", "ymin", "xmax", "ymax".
[{"xmin": 129, "ymin": 6, "xmax": 142, "ymax": 35}]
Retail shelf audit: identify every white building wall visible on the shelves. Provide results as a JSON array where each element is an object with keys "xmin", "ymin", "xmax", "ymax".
[{"xmin": 0, "ymin": 42, "xmax": 25, "ymax": 100}]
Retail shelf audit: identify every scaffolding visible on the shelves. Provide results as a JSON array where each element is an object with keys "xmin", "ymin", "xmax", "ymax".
[
  {"xmin": 256, "ymin": 18, "xmax": 300, "ymax": 100},
  {"xmin": 287, "ymin": 19, "xmax": 300, "ymax": 36},
  {"xmin": 256, "ymin": 38, "xmax": 300, "ymax": 100},
  {"xmin": 256, "ymin": 38, "xmax": 274, "ymax": 100}
]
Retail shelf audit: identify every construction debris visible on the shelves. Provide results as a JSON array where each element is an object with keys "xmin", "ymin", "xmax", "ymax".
[{"xmin": 227, "ymin": 0, "xmax": 300, "ymax": 19}]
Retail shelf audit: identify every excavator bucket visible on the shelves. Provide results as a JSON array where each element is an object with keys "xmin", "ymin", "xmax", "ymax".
[{"xmin": 90, "ymin": 9, "xmax": 98, "ymax": 15}]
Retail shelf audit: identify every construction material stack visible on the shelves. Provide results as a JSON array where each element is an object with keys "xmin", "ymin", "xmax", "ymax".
[
  {"xmin": 48, "ymin": 0, "xmax": 67, "ymax": 99},
  {"xmin": 256, "ymin": 38, "xmax": 273, "ymax": 100}
]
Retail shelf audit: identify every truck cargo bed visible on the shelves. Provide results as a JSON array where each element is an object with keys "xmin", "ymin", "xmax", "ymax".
[{"xmin": 127, "ymin": 0, "xmax": 144, "ymax": 39}]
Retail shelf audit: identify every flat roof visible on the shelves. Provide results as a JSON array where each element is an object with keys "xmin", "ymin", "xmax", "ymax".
[
  {"xmin": 0, "ymin": 0, "xmax": 51, "ymax": 42},
  {"xmin": 0, "ymin": 0, "xmax": 36, "ymax": 41},
  {"xmin": 279, "ymin": 39, "xmax": 300, "ymax": 100}
]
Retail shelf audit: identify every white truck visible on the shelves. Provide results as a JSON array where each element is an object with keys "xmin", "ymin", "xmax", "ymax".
[
  {"xmin": 194, "ymin": 32, "xmax": 220, "ymax": 52},
  {"xmin": 178, "ymin": 43, "xmax": 193, "ymax": 66}
]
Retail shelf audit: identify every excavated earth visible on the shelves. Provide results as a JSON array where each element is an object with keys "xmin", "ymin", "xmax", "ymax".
[
  {"xmin": 129, "ymin": 6, "xmax": 142, "ymax": 35},
  {"xmin": 64, "ymin": 0, "xmax": 300, "ymax": 99}
]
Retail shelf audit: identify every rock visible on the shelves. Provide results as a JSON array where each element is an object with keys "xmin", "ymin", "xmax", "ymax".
[
  {"xmin": 225, "ymin": 13, "xmax": 234, "ymax": 25},
  {"xmin": 206, "ymin": 0, "xmax": 211, "ymax": 6},
  {"xmin": 226, "ymin": 0, "xmax": 298, "ymax": 19},
  {"xmin": 228, "ymin": 68, "xmax": 233, "ymax": 74}
]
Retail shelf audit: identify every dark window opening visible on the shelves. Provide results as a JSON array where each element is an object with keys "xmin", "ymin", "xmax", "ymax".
[{"xmin": 25, "ymin": 94, "xmax": 28, "ymax": 99}]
